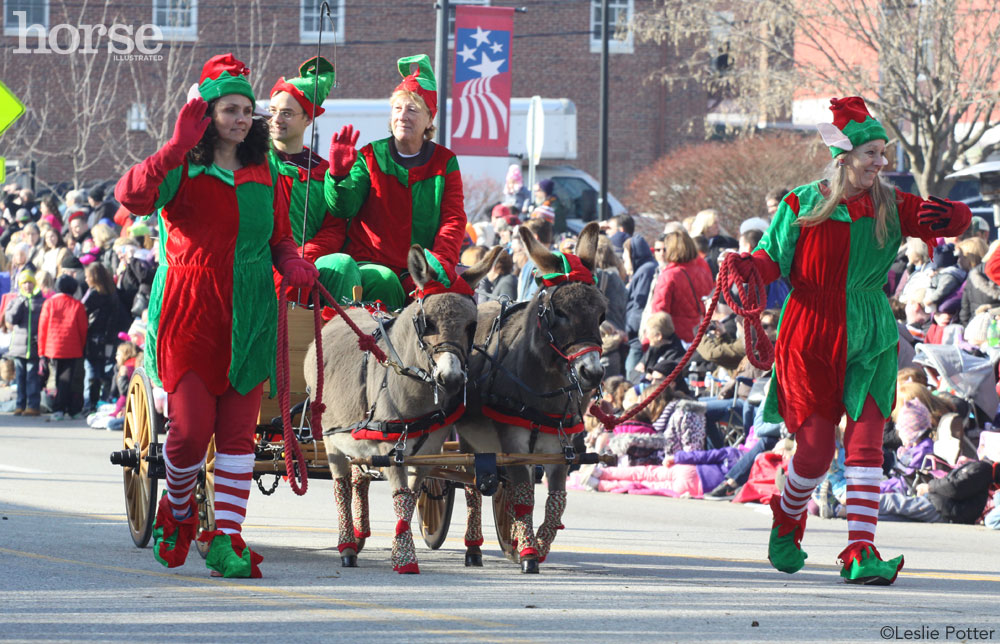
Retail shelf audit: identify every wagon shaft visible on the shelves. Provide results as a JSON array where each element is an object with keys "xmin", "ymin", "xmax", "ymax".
[{"xmin": 352, "ymin": 452, "xmax": 616, "ymax": 468}]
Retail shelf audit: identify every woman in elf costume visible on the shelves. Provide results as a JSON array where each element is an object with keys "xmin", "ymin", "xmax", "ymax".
[
  {"xmin": 320, "ymin": 54, "xmax": 466, "ymax": 309},
  {"xmin": 732, "ymin": 97, "xmax": 970, "ymax": 585},
  {"xmin": 115, "ymin": 54, "xmax": 318, "ymax": 578}
]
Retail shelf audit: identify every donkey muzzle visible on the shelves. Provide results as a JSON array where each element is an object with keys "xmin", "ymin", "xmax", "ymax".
[{"xmin": 432, "ymin": 352, "xmax": 466, "ymax": 395}]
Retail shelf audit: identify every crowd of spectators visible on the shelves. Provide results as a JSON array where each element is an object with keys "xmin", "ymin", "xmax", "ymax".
[{"xmin": 0, "ymin": 183, "xmax": 152, "ymax": 428}]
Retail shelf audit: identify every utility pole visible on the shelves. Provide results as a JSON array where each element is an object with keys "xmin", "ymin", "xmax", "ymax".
[
  {"xmin": 598, "ymin": 0, "xmax": 610, "ymax": 220},
  {"xmin": 434, "ymin": 0, "xmax": 450, "ymax": 147}
]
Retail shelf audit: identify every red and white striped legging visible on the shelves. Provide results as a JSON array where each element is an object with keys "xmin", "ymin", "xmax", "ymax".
[{"xmin": 162, "ymin": 371, "xmax": 263, "ymax": 535}]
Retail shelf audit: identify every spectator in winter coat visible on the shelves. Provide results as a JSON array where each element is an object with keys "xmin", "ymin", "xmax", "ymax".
[
  {"xmin": 476, "ymin": 247, "xmax": 517, "ymax": 303},
  {"xmin": 5, "ymin": 271, "xmax": 45, "ymax": 415},
  {"xmin": 40, "ymin": 227, "xmax": 70, "ymax": 278},
  {"xmin": 82, "ymin": 263, "xmax": 119, "ymax": 411},
  {"xmin": 86, "ymin": 186, "xmax": 118, "ymax": 230},
  {"xmin": 67, "ymin": 211, "xmax": 91, "ymax": 249},
  {"xmin": 959, "ymin": 241, "xmax": 1000, "ymax": 326},
  {"xmin": 623, "ymin": 234, "xmax": 657, "ymax": 374},
  {"xmin": 594, "ymin": 236, "xmax": 627, "ymax": 334},
  {"xmin": 880, "ymin": 458, "xmax": 999, "ymax": 524},
  {"xmin": 921, "ymin": 243, "xmax": 966, "ymax": 310},
  {"xmin": 879, "ymin": 398, "xmax": 935, "ymax": 494},
  {"xmin": 650, "ymin": 229, "xmax": 713, "ymax": 344},
  {"xmin": 38, "ymin": 274, "xmax": 88, "ymax": 420},
  {"xmin": 689, "ymin": 209, "xmax": 738, "ymax": 278}
]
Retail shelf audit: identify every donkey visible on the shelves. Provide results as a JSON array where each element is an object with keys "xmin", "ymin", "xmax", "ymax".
[
  {"xmin": 304, "ymin": 244, "xmax": 501, "ymax": 573},
  {"xmin": 456, "ymin": 222, "xmax": 607, "ymax": 573}
]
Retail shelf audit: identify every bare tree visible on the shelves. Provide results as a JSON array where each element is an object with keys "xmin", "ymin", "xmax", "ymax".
[{"xmin": 634, "ymin": 0, "xmax": 1000, "ymax": 196}]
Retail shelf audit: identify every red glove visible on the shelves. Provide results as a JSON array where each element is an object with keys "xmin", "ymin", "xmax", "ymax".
[
  {"xmin": 165, "ymin": 98, "xmax": 210, "ymax": 159},
  {"xmin": 272, "ymin": 238, "xmax": 319, "ymax": 288},
  {"xmin": 328, "ymin": 124, "xmax": 360, "ymax": 176},
  {"xmin": 917, "ymin": 196, "xmax": 957, "ymax": 232}
]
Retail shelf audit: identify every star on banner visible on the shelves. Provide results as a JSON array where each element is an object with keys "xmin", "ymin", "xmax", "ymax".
[
  {"xmin": 458, "ymin": 44, "xmax": 476, "ymax": 63},
  {"xmin": 490, "ymin": 41, "xmax": 503, "ymax": 54},
  {"xmin": 469, "ymin": 52, "xmax": 504, "ymax": 78},
  {"xmin": 470, "ymin": 26, "xmax": 492, "ymax": 47}
]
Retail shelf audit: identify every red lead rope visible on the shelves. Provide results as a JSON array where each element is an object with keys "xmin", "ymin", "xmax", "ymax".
[
  {"xmin": 588, "ymin": 254, "xmax": 775, "ymax": 432},
  {"xmin": 276, "ymin": 280, "xmax": 390, "ymax": 496}
]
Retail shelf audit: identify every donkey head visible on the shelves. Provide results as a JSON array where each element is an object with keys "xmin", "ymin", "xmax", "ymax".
[
  {"xmin": 519, "ymin": 222, "xmax": 607, "ymax": 391},
  {"xmin": 407, "ymin": 245, "xmax": 503, "ymax": 396}
]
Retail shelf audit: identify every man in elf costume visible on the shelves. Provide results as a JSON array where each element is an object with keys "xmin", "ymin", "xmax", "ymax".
[
  {"xmin": 269, "ymin": 57, "xmax": 351, "ymax": 302},
  {"xmin": 321, "ymin": 54, "xmax": 466, "ymax": 309},
  {"xmin": 732, "ymin": 97, "xmax": 970, "ymax": 584},
  {"xmin": 115, "ymin": 54, "xmax": 317, "ymax": 578}
]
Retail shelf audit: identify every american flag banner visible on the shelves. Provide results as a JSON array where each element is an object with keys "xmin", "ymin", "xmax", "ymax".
[{"xmin": 451, "ymin": 5, "xmax": 515, "ymax": 156}]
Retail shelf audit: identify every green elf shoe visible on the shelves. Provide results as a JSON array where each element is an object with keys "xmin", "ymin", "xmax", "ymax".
[
  {"xmin": 199, "ymin": 530, "xmax": 263, "ymax": 578},
  {"xmin": 151, "ymin": 493, "xmax": 198, "ymax": 569},
  {"xmin": 839, "ymin": 542, "xmax": 904, "ymax": 585},
  {"xmin": 767, "ymin": 495, "xmax": 808, "ymax": 574}
]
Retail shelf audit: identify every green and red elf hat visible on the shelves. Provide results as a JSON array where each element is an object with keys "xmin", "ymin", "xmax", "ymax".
[
  {"xmin": 535, "ymin": 252, "xmax": 598, "ymax": 288},
  {"xmin": 394, "ymin": 54, "xmax": 437, "ymax": 118},
  {"xmin": 197, "ymin": 53, "xmax": 255, "ymax": 103},
  {"xmin": 816, "ymin": 96, "xmax": 888, "ymax": 158},
  {"xmin": 412, "ymin": 249, "xmax": 474, "ymax": 298},
  {"xmin": 270, "ymin": 56, "xmax": 335, "ymax": 118}
]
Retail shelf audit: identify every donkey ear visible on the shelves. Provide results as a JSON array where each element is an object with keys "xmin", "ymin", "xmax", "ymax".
[
  {"xmin": 575, "ymin": 222, "xmax": 601, "ymax": 271},
  {"xmin": 461, "ymin": 245, "xmax": 504, "ymax": 289},
  {"xmin": 518, "ymin": 225, "xmax": 563, "ymax": 275},
  {"xmin": 407, "ymin": 245, "xmax": 430, "ymax": 289}
]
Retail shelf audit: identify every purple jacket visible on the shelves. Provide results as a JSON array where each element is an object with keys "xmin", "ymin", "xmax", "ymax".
[
  {"xmin": 880, "ymin": 438, "xmax": 935, "ymax": 493},
  {"xmin": 673, "ymin": 447, "xmax": 743, "ymax": 493}
]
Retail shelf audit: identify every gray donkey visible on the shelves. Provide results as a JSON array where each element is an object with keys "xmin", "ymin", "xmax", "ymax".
[
  {"xmin": 457, "ymin": 222, "xmax": 607, "ymax": 573},
  {"xmin": 304, "ymin": 244, "xmax": 500, "ymax": 573}
]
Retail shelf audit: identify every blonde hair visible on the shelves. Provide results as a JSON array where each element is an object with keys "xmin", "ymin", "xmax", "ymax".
[
  {"xmin": 957, "ymin": 237, "xmax": 989, "ymax": 268},
  {"xmin": 661, "ymin": 230, "xmax": 698, "ymax": 264},
  {"xmin": 893, "ymin": 381, "xmax": 953, "ymax": 426},
  {"xmin": 689, "ymin": 209, "xmax": 726, "ymax": 237},
  {"xmin": 91, "ymin": 223, "xmax": 115, "ymax": 248},
  {"xmin": 389, "ymin": 89, "xmax": 437, "ymax": 141},
  {"xmin": 796, "ymin": 154, "xmax": 895, "ymax": 246},
  {"xmin": 646, "ymin": 312, "xmax": 675, "ymax": 338}
]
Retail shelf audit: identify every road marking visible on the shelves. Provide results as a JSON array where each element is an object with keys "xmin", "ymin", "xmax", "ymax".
[
  {"xmin": 0, "ymin": 546, "xmax": 531, "ymax": 644},
  {"xmin": 5, "ymin": 509, "xmax": 999, "ymax": 584},
  {"xmin": 0, "ymin": 464, "xmax": 48, "ymax": 474}
]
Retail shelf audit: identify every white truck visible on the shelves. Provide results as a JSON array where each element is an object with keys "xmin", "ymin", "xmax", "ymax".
[{"xmin": 301, "ymin": 97, "xmax": 625, "ymax": 222}]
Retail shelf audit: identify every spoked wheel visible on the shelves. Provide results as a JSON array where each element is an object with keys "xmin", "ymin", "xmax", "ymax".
[
  {"xmin": 492, "ymin": 480, "xmax": 515, "ymax": 560},
  {"xmin": 121, "ymin": 368, "xmax": 162, "ymax": 548},
  {"xmin": 194, "ymin": 437, "xmax": 216, "ymax": 559},
  {"xmin": 417, "ymin": 478, "xmax": 455, "ymax": 550}
]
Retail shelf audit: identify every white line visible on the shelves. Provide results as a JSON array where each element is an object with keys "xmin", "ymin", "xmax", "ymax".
[{"xmin": 0, "ymin": 464, "xmax": 48, "ymax": 474}]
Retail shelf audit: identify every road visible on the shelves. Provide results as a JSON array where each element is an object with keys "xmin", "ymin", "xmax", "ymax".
[{"xmin": 1, "ymin": 415, "xmax": 999, "ymax": 643}]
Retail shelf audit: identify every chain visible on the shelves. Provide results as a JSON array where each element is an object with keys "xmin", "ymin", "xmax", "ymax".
[{"xmin": 255, "ymin": 473, "xmax": 280, "ymax": 495}]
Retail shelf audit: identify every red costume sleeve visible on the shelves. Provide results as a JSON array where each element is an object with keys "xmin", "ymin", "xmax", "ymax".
[
  {"xmin": 429, "ymin": 167, "xmax": 467, "ymax": 272},
  {"xmin": 897, "ymin": 187, "xmax": 971, "ymax": 244},
  {"xmin": 301, "ymin": 214, "xmax": 347, "ymax": 263},
  {"xmin": 114, "ymin": 145, "xmax": 186, "ymax": 216},
  {"xmin": 750, "ymin": 249, "xmax": 782, "ymax": 285}
]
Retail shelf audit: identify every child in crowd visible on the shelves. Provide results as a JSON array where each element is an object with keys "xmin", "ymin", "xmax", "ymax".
[
  {"xmin": 38, "ymin": 274, "xmax": 88, "ymax": 421},
  {"xmin": 5, "ymin": 270, "xmax": 45, "ymax": 415},
  {"xmin": 630, "ymin": 312, "xmax": 684, "ymax": 384}
]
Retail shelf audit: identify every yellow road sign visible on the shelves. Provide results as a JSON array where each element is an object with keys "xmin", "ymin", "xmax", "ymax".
[{"xmin": 0, "ymin": 81, "xmax": 25, "ymax": 138}]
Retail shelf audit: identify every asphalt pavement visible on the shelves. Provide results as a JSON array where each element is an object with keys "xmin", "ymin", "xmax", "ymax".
[{"xmin": 1, "ymin": 414, "xmax": 999, "ymax": 643}]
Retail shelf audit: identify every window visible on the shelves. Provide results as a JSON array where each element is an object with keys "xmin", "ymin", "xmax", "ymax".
[
  {"xmin": 4, "ymin": 0, "xmax": 48, "ymax": 36},
  {"xmin": 300, "ymin": 0, "xmax": 344, "ymax": 44},
  {"xmin": 449, "ymin": 0, "xmax": 489, "ymax": 48},
  {"xmin": 152, "ymin": 0, "xmax": 196, "ymax": 41},
  {"xmin": 127, "ymin": 103, "xmax": 148, "ymax": 132},
  {"xmin": 590, "ymin": 0, "xmax": 633, "ymax": 54}
]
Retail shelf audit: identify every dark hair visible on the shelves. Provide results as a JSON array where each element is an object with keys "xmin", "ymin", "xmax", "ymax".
[
  {"xmin": 690, "ymin": 234, "xmax": 709, "ymax": 256},
  {"xmin": 85, "ymin": 262, "xmax": 116, "ymax": 296},
  {"xmin": 524, "ymin": 218, "xmax": 553, "ymax": 246},
  {"xmin": 740, "ymin": 228, "xmax": 763, "ymax": 249},
  {"xmin": 766, "ymin": 187, "xmax": 790, "ymax": 204},
  {"xmin": 89, "ymin": 186, "xmax": 105, "ymax": 202},
  {"xmin": 56, "ymin": 274, "xmax": 78, "ymax": 295},
  {"xmin": 188, "ymin": 98, "xmax": 270, "ymax": 168},
  {"xmin": 614, "ymin": 213, "xmax": 635, "ymax": 236}
]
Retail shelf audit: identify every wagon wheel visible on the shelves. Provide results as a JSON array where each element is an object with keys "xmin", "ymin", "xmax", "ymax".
[
  {"xmin": 194, "ymin": 437, "xmax": 216, "ymax": 559},
  {"xmin": 122, "ymin": 368, "xmax": 162, "ymax": 548},
  {"xmin": 417, "ymin": 478, "xmax": 455, "ymax": 550},
  {"xmin": 492, "ymin": 480, "xmax": 516, "ymax": 559}
]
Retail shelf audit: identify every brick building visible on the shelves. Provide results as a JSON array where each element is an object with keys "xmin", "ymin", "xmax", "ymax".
[{"xmin": 1, "ymin": 0, "xmax": 705, "ymax": 205}]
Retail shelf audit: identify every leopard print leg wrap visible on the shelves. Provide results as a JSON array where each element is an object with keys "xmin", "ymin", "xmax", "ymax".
[
  {"xmin": 351, "ymin": 465, "xmax": 371, "ymax": 540},
  {"xmin": 510, "ymin": 481, "xmax": 539, "ymax": 559},
  {"xmin": 333, "ymin": 477, "xmax": 357, "ymax": 553},
  {"xmin": 535, "ymin": 490, "xmax": 567, "ymax": 562},
  {"xmin": 464, "ymin": 485, "xmax": 484, "ymax": 548},
  {"xmin": 390, "ymin": 487, "xmax": 419, "ymax": 574}
]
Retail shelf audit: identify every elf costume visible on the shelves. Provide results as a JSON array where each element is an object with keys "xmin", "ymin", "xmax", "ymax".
[
  {"xmin": 735, "ymin": 96, "xmax": 970, "ymax": 585},
  {"xmin": 321, "ymin": 54, "xmax": 466, "ymax": 309},
  {"xmin": 269, "ymin": 57, "xmax": 348, "ymax": 282},
  {"xmin": 115, "ymin": 53, "xmax": 317, "ymax": 578}
]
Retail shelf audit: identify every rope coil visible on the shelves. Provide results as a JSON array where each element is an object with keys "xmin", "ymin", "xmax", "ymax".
[{"xmin": 588, "ymin": 253, "xmax": 775, "ymax": 431}]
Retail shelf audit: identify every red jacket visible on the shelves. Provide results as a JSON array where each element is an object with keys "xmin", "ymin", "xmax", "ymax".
[
  {"xmin": 651, "ymin": 258, "xmax": 714, "ymax": 343},
  {"xmin": 38, "ymin": 293, "xmax": 88, "ymax": 359}
]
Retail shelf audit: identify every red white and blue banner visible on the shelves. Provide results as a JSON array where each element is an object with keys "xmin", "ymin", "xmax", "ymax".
[{"xmin": 450, "ymin": 5, "xmax": 514, "ymax": 156}]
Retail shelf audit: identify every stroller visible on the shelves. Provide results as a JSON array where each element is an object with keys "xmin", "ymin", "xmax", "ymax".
[{"xmin": 911, "ymin": 343, "xmax": 998, "ymax": 466}]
